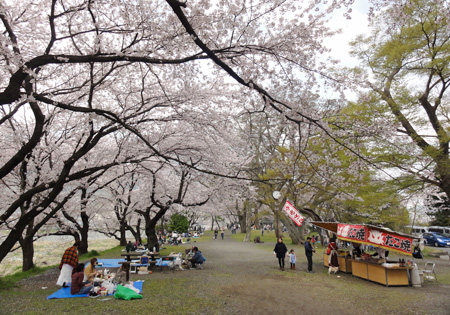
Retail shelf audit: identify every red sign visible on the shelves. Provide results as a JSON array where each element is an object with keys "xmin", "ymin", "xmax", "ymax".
[
  {"xmin": 337, "ymin": 224, "xmax": 413, "ymax": 255},
  {"xmin": 282, "ymin": 200, "xmax": 304, "ymax": 227},
  {"xmin": 337, "ymin": 224, "xmax": 367, "ymax": 242}
]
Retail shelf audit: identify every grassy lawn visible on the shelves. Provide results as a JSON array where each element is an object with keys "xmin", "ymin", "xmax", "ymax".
[{"xmin": 1, "ymin": 231, "xmax": 449, "ymax": 314}]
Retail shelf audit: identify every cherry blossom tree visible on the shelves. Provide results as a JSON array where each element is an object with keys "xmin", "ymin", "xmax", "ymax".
[{"xmin": 0, "ymin": 0, "xmax": 359, "ymax": 265}]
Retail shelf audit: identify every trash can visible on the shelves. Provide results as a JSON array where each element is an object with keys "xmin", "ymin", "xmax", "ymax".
[{"xmin": 410, "ymin": 264, "xmax": 421, "ymax": 287}]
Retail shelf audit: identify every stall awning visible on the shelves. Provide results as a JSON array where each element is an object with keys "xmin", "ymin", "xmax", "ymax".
[{"xmin": 310, "ymin": 221, "xmax": 419, "ymax": 256}]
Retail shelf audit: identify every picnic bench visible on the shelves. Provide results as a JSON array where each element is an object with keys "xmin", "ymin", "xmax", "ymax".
[{"xmin": 127, "ymin": 252, "xmax": 161, "ymax": 273}]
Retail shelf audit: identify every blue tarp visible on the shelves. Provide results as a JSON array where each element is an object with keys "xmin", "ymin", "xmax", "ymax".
[
  {"xmin": 86, "ymin": 258, "xmax": 123, "ymax": 268},
  {"xmin": 46, "ymin": 281, "xmax": 143, "ymax": 299}
]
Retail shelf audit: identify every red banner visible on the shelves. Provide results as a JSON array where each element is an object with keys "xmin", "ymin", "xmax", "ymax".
[
  {"xmin": 337, "ymin": 224, "xmax": 413, "ymax": 255},
  {"xmin": 282, "ymin": 200, "xmax": 304, "ymax": 227}
]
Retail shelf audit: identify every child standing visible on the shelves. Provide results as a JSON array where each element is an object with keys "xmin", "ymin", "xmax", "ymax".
[{"xmin": 288, "ymin": 249, "xmax": 296, "ymax": 270}]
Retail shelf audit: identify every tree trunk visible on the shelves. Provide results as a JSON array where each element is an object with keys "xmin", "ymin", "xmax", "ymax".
[
  {"xmin": 146, "ymin": 224, "xmax": 159, "ymax": 252},
  {"xmin": 135, "ymin": 219, "xmax": 142, "ymax": 244},
  {"xmin": 238, "ymin": 213, "xmax": 246, "ymax": 233},
  {"xmin": 244, "ymin": 228, "xmax": 252, "ymax": 242},
  {"xmin": 119, "ymin": 222, "xmax": 127, "ymax": 246},
  {"xmin": 280, "ymin": 217, "xmax": 303, "ymax": 244},
  {"xmin": 78, "ymin": 211, "xmax": 89, "ymax": 255},
  {"xmin": 20, "ymin": 236, "xmax": 35, "ymax": 272}
]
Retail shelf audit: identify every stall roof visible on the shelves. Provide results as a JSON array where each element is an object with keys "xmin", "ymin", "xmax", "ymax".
[{"xmin": 310, "ymin": 221, "xmax": 420, "ymax": 256}]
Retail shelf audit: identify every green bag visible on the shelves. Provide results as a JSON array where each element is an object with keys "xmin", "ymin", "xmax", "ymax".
[{"xmin": 114, "ymin": 284, "xmax": 143, "ymax": 300}]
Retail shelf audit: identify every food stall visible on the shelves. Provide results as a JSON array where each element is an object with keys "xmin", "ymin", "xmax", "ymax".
[{"xmin": 311, "ymin": 222, "xmax": 419, "ymax": 287}]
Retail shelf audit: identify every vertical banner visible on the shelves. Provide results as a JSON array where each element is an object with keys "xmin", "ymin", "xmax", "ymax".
[{"xmin": 282, "ymin": 200, "xmax": 304, "ymax": 227}]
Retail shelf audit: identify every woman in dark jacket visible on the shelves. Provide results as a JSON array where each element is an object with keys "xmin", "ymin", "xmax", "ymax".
[{"xmin": 274, "ymin": 237, "xmax": 288, "ymax": 271}]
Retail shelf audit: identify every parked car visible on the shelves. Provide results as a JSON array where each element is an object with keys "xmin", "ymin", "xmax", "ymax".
[{"xmin": 422, "ymin": 232, "xmax": 450, "ymax": 247}]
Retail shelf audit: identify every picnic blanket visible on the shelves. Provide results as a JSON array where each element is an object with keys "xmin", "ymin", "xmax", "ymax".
[
  {"xmin": 46, "ymin": 281, "xmax": 143, "ymax": 299},
  {"xmin": 155, "ymin": 258, "xmax": 171, "ymax": 267},
  {"xmin": 86, "ymin": 259, "xmax": 123, "ymax": 268}
]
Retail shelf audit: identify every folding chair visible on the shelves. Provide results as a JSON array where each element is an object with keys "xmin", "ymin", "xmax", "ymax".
[{"xmin": 422, "ymin": 262, "xmax": 437, "ymax": 281}]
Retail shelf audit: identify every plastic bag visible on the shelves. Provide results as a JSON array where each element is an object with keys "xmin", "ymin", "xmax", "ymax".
[
  {"xmin": 114, "ymin": 284, "xmax": 143, "ymax": 300},
  {"xmin": 124, "ymin": 283, "xmax": 140, "ymax": 294}
]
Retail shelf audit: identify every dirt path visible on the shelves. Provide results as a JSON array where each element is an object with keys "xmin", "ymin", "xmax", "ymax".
[{"xmin": 161, "ymin": 234, "xmax": 450, "ymax": 315}]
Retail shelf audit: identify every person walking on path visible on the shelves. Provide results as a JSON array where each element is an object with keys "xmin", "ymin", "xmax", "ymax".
[
  {"xmin": 305, "ymin": 237, "xmax": 315, "ymax": 273},
  {"xmin": 214, "ymin": 228, "xmax": 218, "ymax": 240},
  {"xmin": 221, "ymin": 227, "xmax": 225, "ymax": 240},
  {"xmin": 273, "ymin": 237, "xmax": 288, "ymax": 271},
  {"xmin": 56, "ymin": 241, "xmax": 80, "ymax": 287}
]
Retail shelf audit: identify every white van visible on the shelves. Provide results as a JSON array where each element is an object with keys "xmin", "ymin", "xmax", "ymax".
[
  {"xmin": 407, "ymin": 226, "xmax": 429, "ymax": 238},
  {"xmin": 428, "ymin": 226, "xmax": 450, "ymax": 237}
]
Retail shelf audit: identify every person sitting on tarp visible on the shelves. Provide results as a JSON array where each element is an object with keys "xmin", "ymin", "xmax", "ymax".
[
  {"xmin": 71, "ymin": 263, "xmax": 93, "ymax": 295},
  {"xmin": 84, "ymin": 258, "xmax": 101, "ymax": 286},
  {"xmin": 189, "ymin": 247, "xmax": 205, "ymax": 268}
]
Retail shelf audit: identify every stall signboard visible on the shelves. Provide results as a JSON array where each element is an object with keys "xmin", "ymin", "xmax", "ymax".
[
  {"xmin": 282, "ymin": 200, "xmax": 304, "ymax": 227},
  {"xmin": 337, "ymin": 224, "xmax": 413, "ymax": 255}
]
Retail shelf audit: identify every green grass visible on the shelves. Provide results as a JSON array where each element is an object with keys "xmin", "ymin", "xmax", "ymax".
[
  {"xmin": 230, "ymin": 229, "xmax": 294, "ymax": 245},
  {"xmin": 0, "ymin": 266, "xmax": 53, "ymax": 290}
]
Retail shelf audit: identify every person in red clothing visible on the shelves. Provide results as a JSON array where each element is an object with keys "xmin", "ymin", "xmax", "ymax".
[
  {"xmin": 71, "ymin": 263, "xmax": 93, "ymax": 295},
  {"xmin": 56, "ymin": 241, "xmax": 80, "ymax": 287},
  {"xmin": 327, "ymin": 238, "xmax": 339, "ymax": 270}
]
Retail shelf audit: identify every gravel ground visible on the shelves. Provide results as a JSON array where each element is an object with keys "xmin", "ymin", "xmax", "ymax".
[{"xmin": 7, "ymin": 234, "xmax": 450, "ymax": 315}]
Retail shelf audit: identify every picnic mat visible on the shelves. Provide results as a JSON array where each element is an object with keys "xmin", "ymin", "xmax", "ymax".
[
  {"xmin": 46, "ymin": 281, "xmax": 143, "ymax": 299},
  {"xmin": 155, "ymin": 258, "xmax": 171, "ymax": 267}
]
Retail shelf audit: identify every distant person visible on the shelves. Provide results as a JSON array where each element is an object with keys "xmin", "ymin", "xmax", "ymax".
[
  {"xmin": 311, "ymin": 235, "xmax": 316, "ymax": 248},
  {"xmin": 273, "ymin": 237, "xmax": 288, "ymax": 271},
  {"xmin": 305, "ymin": 237, "xmax": 316, "ymax": 273},
  {"xmin": 288, "ymin": 249, "xmax": 296, "ymax": 270},
  {"xmin": 126, "ymin": 241, "xmax": 133, "ymax": 252},
  {"xmin": 214, "ymin": 228, "xmax": 218, "ymax": 240},
  {"xmin": 261, "ymin": 228, "xmax": 264, "ymax": 237},
  {"xmin": 71, "ymin": 263, "xmax": 93, "ymax": 295},
  {"xmin": 221, "ymin": 227, "xmax": 225, "ymax": 240},
  {"xmin": 56, "ymin": 241, "xmax": 80, "ymax": 287}
]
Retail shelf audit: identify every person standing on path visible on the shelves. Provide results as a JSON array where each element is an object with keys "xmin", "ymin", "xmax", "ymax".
[
  {"xmin": 214, "ymin": 228, "xmax": 218, "ymax": 240},
  {"xmin": 305, "ymin": 237, "xmax": 315, "ymax": 273},
  {"xmin": 273, "ymin": 237, "xmax": 288, "ymax": 271},
  {"xmin": 288, "ymin": 249, "xmax": 296, "ymax": 270},
  {"xmin": 327, "ymin": 238, "xmax": 339, "ymax": 271},
  {"xmin": 221, "ymin": 227, "xmax": 225, "ymax": 240},
  {"xmin": 56, "ymin": 241, "xmax": 80, "ymax": 287}
]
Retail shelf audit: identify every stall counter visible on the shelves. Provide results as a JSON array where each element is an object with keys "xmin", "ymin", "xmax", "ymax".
[
  {"xmin": 351, "ymin": 259, "xmax": 411, "ymax": 287},
  {"xmin": 323, "ymin": 253, "xmax": 352, "ymax": 273}
]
